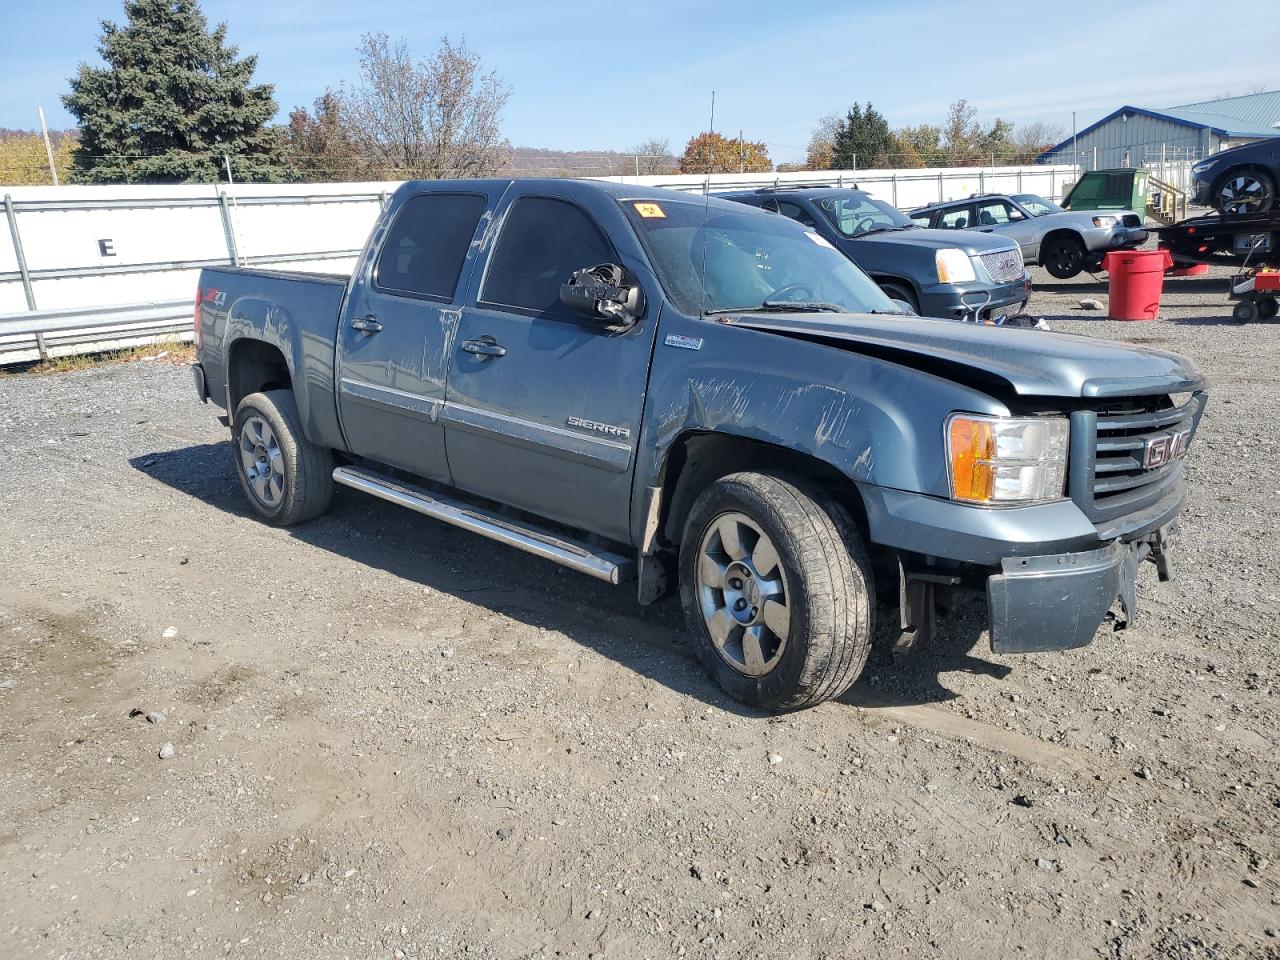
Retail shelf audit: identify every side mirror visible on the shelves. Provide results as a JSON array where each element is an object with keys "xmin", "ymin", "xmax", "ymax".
[{"xmin": 559, "ymin": 263, "xmax": 644, "ymax": 328}]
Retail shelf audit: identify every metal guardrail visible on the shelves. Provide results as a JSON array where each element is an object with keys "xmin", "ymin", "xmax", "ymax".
[
  {"xmin": 1, "ymin": 185, "xmax": 387, "ymax": 366},
  {"xmin": 0, "ymin": 299, "xmax": 194, "ymax": 365}
]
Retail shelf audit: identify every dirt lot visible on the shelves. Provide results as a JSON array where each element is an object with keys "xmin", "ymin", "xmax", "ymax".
[{"xmin": 1, "ymin": 267, "xmax": 1277, "ymax": 960}]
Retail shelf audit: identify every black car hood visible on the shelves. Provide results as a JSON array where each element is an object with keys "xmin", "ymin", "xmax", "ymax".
[
  {"xmin": 840, "ymin": 226, "xmax": 1018, "ymax": 255},
  {"xmin": 722, "ymin": 312, "xmax": 1204, "ymax": 398}
]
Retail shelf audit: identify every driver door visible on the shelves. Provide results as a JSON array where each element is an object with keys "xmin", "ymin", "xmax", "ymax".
[{"xmin": 442, "ymin": 189, "xmax": 660, "ymax": 542}]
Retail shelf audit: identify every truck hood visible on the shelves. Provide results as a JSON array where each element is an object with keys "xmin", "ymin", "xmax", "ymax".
[
  {"xmin": 843, "ymin": 227, "xmax": 1017, "ymax": 255},
  {"xmin": 721, "ymin": 312, "xmax": 1204, "ymax": 398}
]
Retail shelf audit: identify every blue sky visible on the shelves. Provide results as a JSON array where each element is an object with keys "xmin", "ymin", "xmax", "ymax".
[{"xmin": 1, "ymin": 0, "xmax": 1276, "ymax": 164}]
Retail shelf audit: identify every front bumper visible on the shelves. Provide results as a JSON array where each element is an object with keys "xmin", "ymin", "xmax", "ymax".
[
  {"xmin": 860, "ymin": 484, "xmax": 1182, "ymax": 654},
  {"xmin": 987, "ymin": 531, "xmax": 1167, "ymax": 653},
  {"xmin": 1192, "ymin": 177, "xmax": 1213, "ymax": 207},
  {"xmin": 919, "ymin": 274, "xmax": 1032, "ymax": 321}
]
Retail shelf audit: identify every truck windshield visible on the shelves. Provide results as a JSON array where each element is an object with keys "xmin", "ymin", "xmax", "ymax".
[
  {"xmin": 622, "ymin": 197, "xmax": 896, "ymax": 317},
  {"xmin": 1011, "ymin": 194, "xmax": 1063, "ymax": 217},
  {"xmin": 812, "ymin": 194, "xmax": 915, "ymax": 238}
]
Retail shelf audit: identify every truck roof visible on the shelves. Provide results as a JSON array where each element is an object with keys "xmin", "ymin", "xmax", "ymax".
[{"xmin": 394, "ymin": 177, "xmax": 751, "ymax": 212}]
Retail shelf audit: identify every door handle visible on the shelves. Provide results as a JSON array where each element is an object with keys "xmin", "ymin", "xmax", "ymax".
[
  {"xmin": 461, "ymin": 336, "xmax": 506, "ymax": 359},
  {"xmin": 351, "ymin": 315, "xmax": 383, "ymax": 333}
]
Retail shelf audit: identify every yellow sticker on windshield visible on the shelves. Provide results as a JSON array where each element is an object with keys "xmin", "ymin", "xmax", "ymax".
[{"xmin": 633, "ymin": 202, "xmax": 666, "ymax": 219}]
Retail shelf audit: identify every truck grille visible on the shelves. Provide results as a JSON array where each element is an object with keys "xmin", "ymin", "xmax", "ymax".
[
  {"xmin": 1068, "ymin": 393, "xmax": 1206, "ymax": 530},
  {"xmin": 980, "ymin": 248, "xmax": 1025, "ymax": 284}
]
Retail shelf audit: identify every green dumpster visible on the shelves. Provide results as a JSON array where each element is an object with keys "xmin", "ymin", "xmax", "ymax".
[{"xmin": 1062, "ymin": 168, "xmax": 1149, "ymax": 212}]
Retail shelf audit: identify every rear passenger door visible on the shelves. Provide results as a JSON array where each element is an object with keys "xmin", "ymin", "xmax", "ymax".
[
  {"xmin": 336, "ymin": 191, "xmax": 493, "ymax": 483},
  {"xmin": 442, "ymin": 189, "xmax": 660, "ymax": 542}
]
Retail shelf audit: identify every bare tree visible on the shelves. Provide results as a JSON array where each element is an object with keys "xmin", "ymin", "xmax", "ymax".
[
  {"xmin": 342, "ymin": 33, "xmax": 511, "ymax": 179},
  {"xmin": 630, "ymin": 138, "xmax": 674, "ymax": 174},
  {"xmin": 805, "ymin": 112, "xmax": 842, "ymax": 169},
  {"xmin": 1012, "ymin": 121, "xmax": 1065, "ymax": 159}
]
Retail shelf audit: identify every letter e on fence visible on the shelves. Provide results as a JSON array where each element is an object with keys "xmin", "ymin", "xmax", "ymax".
[{"xmin": 98, "ymin": 239, "xmax": 116, "ymax": 256}]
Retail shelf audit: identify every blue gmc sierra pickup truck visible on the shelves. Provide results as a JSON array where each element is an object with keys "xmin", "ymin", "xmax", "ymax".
[{"xmin": 191, "ymin": 178, "xmax": 1206, "ymax": 710}]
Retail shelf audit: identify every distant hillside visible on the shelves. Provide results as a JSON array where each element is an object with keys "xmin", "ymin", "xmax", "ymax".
[{"xmin": 505, "ymin": 146, "xmax": 677, "ymax": 178}]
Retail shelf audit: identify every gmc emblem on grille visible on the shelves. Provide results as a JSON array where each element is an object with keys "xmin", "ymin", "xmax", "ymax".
[{"xmin": 1143, "ymin": 427, "xmax": 1191, "ymax": 468}]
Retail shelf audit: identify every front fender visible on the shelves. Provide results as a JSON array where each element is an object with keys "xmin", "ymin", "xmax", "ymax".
[{"xmin": 632, "ymin": 311, "xmax": 1010, "ymax": 540}]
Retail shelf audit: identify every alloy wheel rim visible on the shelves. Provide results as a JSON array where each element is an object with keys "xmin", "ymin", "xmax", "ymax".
[
  {"xmin": 1220, "ymin": 175, "xmax": 1271, "ymax": 214},
  {"xmin": 696, "ymin": 512, "xmax": 790, "ymax": 677},
  {"xmin": 239, "ymin": 415, "xmax": 286, "ymax": 508}
]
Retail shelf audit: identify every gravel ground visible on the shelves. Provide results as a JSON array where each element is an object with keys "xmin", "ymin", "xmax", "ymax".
[{"xmin": 0, "ymin": 266, "xmax": 1277, "ymax": 960}]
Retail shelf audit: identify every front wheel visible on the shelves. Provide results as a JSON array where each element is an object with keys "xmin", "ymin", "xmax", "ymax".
[
  {"xmin": 678, "ymin": 472, "xmax": 874, "ymax": 711},
  {"xmin": 1214, "ymin": 169, "xmax": 1275, "ymax": 215},
  {"xmin": 1042, "ymin": 236, "xmax": 1086, "ymax": 279},
  {"xmin": 232, "ymin": 390, "xmax": 334, "ymax": 526}
]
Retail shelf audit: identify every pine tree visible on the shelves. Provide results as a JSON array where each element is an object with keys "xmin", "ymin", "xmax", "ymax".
[
  {"xmin": 62, "ymin": 0, "xmax": 291, "ymax": 183},
  {"xmin": 831, "ymin": 103, "xmax": 894, "ymax": 170}
]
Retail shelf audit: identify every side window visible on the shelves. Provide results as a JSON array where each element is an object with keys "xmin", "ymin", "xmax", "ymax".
[
  {"xmin": 939, "ymin": 206, "xmax": 973, "ymax": 229},
  {"xmin": 374, "ymin": 193, "xmax": 486, "ymax": 300},
  {"xmin": 481, "ymin": 197, "xmax": 615, "ymax": 316},
  {"xmin": 975, "ymin": 200, "xmax": 1018, "ymax": 226},
  {"xmin": 910, "ymin": 213, "xmax": 932, "ymax": 227},
  {"xmin": 776, "ymin": 201, "xmax": 818, "ymax": 229}
]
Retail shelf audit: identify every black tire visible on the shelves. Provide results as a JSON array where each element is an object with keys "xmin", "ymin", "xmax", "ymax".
[
  {"xmin": 1233, "ymin": 300, "xmax": 1260, "ymax": 324},
  {"xmin": 1258, "ymin": 297, "xmax": 1278, "ymax": 320},
  {"xmin": 678, "ymin": 472, "xmax": 873, "ymax": 711},
  {"xmin": 878, "ymin": 282, "xmax": 919, "ymax": 314},
  {"xmin": 232, "ymin": 390, "xmax": 333, "ymax": 526},
  {"xmin": 1213, "ymin": 168, "xmax": 1276, "ymax": 215},
  {"xmin": 1042, "ymin": 236, "xmax": 1086, "ymax": 279}
]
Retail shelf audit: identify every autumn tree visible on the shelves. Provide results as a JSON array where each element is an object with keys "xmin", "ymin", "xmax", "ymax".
[
  {"xmin": 0, "ymin": 133, "xmax": 76, "ymax": 185},
  {"xmin": 805, "ymin": 113, "xmax": 842, "ymax": 170},
  {"xmin": 630, "ymin": 138, "xmax": 675, "ymax": 175},
  {"xmin": 678, "ymin": 132, "xmax": 771, "ymax": 174},
  {"xmin": 894, "ymin": 124, "xmax": 942, "ymax": 166},
  {"xmin": 62, "ymin": 0, "xmax": 290, "ymax": 183},
  {"xmin": 341, "ymin": 33, "xmax": 511, "ymax": 179},
  {"xmin": 285, "ymin": 92, "xmax": 364, "ymax": 182},
  {"xmin": 942, "ymin": 99, "xmax": 981, "ymax": 165},
  {"xmin": 831, "ymin": 103, "xmax": 894, "ymax": 169}
]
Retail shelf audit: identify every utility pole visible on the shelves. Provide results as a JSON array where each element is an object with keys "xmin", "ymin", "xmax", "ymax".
[
  {"xmin": 37, "ymin": 107, "xmax": 59, "ymax": 187},
  {"xmin": 224, "ymin": 154, "xmax": 234, "ymax": 184},
  {"xmin": 709, "ymin": 91, "xmax": 715, "ymax": 135},
  {"xmin": 739, "ymin": 129, "xmax": 744, "ymax": 174},
  {"xmin": 1071, "ymin": 111, "xmax": 1078, "ymax": 175}
]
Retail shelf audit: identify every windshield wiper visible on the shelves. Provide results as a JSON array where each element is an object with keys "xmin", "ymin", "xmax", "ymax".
[
  {"xmin": 856, "ymin": 225, "xmax": 912, "ymax": 237},
  {"xmin": 704, "ymin": 300, "xmax": 847, "ymax": 316}
]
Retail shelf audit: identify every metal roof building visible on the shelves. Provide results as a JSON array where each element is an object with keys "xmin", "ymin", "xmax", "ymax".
[{"xmin": 1039, "ymin": 91, "xmax": 1280, "ymax": 170}]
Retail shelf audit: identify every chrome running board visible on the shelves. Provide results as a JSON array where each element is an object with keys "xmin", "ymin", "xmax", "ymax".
[{"xmin": 332, "ymin": 465, "xmax": 634, "ymax": 585}]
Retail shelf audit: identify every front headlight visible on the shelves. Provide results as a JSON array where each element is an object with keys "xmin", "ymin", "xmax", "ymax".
[
  {"xmin": 946, "ymin": 414, "xmax": 1069, "ymax": 504},
  {"xmin": 935, "ymin": 248, "xmax": 977, "ymax": 284},
  {"xmin": 1092, "ymin": 215, "xmax": 1118, "ymax": 227}
]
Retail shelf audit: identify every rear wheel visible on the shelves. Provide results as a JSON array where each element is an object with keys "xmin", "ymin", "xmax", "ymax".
[
  {"xmin": 678, "ymin": 472, "xmax": 873, "ymax": 711},
  {"xmin": 1259, "ymin": 297, "xmax": 1279, "ymax": 320},
  {"xmin": 1214, "ymin": 169, "xmax": 1276, "ymax": 215},
  {"xmin": 1042, "ymin": 236, "xmax": 1086, "ymax": 279},
  {"xmin": 232, "ymin": 390, "xmax": 333, "ymax": 526}
]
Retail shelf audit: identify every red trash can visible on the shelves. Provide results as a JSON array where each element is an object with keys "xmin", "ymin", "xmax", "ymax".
[{"xmin": 1102, "ymin": 249, "xmax": 1172, "ymax": 321}]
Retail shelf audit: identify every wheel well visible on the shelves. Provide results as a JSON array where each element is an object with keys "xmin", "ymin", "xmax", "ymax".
[
  {"xmin": 1214, "ymin": 164, "xmax": 1276, "ymax": 190},
  {"xmin": 1039, "ymin": 228, "xmax": 1083, "ymax": 258},
  {"xmin": 873, "ymin": 276, "xmax": 919, "ymax": 306},
  {"xmin": 228, "ymin": 339, "xmax": 292, "ymax": 412},
  {"xmin": 657, "ymin": 432, "xmax": 868, "ymax": 550}
]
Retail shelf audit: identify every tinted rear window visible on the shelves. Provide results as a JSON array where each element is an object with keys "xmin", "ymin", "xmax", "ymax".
[{"xmin": 375, "ymin": 193, "xmax": 486, "ymax": 300}]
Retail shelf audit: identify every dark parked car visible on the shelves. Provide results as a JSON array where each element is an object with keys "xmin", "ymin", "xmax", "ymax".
[
  {"xmin": 1192, "ymin": 139, "xmax": 1280, "ymax": 214},
  {"xmin": 718, "ymin": 187, "xmax": 1029, "ymax": 321}
]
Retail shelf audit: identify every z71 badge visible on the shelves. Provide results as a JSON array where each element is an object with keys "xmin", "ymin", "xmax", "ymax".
[{"xmin": 567, "ymin": 416, "xmax": 631, "ymax": 439}]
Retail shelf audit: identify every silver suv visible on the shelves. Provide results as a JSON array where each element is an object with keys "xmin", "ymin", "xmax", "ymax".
[{"xmin": 910, "ymin": 193, "xmax": 1148, "ymax": 279}]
